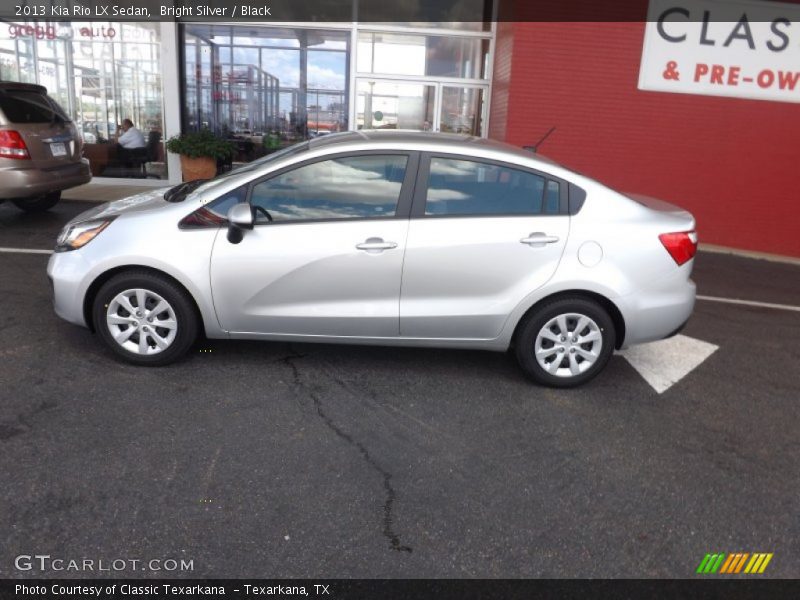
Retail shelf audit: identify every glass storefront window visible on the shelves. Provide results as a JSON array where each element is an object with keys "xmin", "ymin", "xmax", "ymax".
[
  {"xmin": 440, "ymin": 86, "xmax": 485, "ymax": 135},
  {"xmin": 0, "ymin": 21, "xmax": 167, "ymax": 179},
  {"xmin": 357, "ymin": 32, "xmax": 489, "ymax": 80},
  {"xmin": 182, "ymin": 25, "xmax": 348, "ymax": 162},
  {"xmin": 357, "ymin": 81, "xmax": 435, "ymax": 131}
]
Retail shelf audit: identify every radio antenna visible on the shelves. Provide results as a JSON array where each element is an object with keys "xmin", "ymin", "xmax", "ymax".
[{"xmin": 523, "ymin": 126, "xmax": 556, "ymax": 153}]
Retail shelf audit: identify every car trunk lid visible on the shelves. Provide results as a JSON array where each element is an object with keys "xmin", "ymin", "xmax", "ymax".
[
  {"xmin": 626, "ymin": 193, "xmax": 698, "ymax": 265},
  {"xmin": 625, "ymin": 192, "xmax": 693, "ymax": 221}
]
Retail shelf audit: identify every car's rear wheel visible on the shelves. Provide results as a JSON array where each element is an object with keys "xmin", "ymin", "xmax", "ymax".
[
  {"xmin": 92, "ymin": 271, "xmax": 198, "ymax": 366},
  {"xmin": 12, "ymin": 191, "xmax": 61, "ymax": 212},
  {"xmin": 515, "ymin": 297, "xmax": 616, "ymax": 388}
]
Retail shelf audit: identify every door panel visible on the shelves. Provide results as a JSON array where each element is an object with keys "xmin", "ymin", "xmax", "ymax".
[
  {"xmin": 210, "ymin": 220, "xmax": 409, "ymax": 337},
  {"xmin": 400, "ymin": 154, "xmax": 569, "ymax": 339},
  {"xmin": 209, "ymin": 151, "xmax": 416, "ymax": 337},
  {"xmin": 400, "ymin": 216, "xmax": 569, "ymax": 339}
]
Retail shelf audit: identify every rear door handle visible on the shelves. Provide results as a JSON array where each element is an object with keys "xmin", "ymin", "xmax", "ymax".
[
  {"xmin": 356, "ymin": 237, "xmax": 398, "ymax": 252},
  {"xmin": 520, "ymin": 232, "xmax": 560, "ymax": 247}
]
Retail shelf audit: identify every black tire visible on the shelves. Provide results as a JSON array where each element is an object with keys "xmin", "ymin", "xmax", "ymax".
[
  {"xmin": 92, "ymin": 270, "xmax": 198, "ymax": 366},
  {"xmin": 12, "ymin": 191, "xmax": 61, "ymax": 212},
  {"xmin": 515, "ymin": 297, "xmax": 616, "ymax": 388}
]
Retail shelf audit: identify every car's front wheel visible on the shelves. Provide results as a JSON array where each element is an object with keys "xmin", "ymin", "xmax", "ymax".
[
  {"xmin": 515, "ymin": 297, "xmax": 616, "ymax": 387},
  {"xmin": 12, "ymin": 191, "xmax": 61, "ymax": 212},
  {"xmin": 92, "ymin": 271, "xmax": 198, "ymax": 366}
]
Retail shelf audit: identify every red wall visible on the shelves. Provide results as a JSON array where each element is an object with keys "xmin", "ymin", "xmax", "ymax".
[{"xmin": 490, "ymin": 22, "xmax": 800, "ymax": 258}]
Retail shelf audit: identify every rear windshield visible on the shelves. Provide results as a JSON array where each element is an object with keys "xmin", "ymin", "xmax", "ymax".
[{"xmin": 0, "ymin": 90, "xmax": 71, "ymax": 124}]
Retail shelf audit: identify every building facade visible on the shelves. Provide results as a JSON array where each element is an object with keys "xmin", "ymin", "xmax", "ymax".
[
  {"xmin": 1, "ymin": 0, "xmax": 798, "ymax": 257},
  {"xmin": 1, "ymin": 20, "xmax": 495, "ymax": 183},
  {"xmin": 490, "ymin": 18, "xmax": 800, "ymax": 258}
]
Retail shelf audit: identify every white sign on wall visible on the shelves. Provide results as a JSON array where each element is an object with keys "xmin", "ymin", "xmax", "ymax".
[{"xmin": 639, "ymin": 0, "xmax": 800, "ymax": 104}]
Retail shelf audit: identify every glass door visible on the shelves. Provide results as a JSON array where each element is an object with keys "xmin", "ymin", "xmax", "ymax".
[{"xmin": 356, "ymin": 78, "xmax": 487, "ymax": 136}]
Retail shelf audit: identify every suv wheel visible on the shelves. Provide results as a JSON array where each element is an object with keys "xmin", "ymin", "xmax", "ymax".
[
  {"xmin": 92, "ymin": 271, "xmax": 198, "ymax": 366},
  {"xmin": 12, "ymin": 191, "xmax": 61, "ymax": 212},
  {"xmin": 515, "ymin": 297, "xmax": 616, "ymax": 388}
]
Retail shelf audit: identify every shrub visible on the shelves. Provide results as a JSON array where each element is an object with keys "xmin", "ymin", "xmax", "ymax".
[{"xmin": 165, "ymin": 128, "xmax": 235, "ymax": 160}]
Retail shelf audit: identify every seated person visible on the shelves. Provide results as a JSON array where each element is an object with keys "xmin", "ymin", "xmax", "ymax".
[{"xmin": 115, "ymin": 119, "xmax": 146, "ymax": 165}]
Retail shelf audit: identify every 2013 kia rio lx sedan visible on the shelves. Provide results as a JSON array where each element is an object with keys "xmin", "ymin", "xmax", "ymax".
[{"xmin": 47, "ymin": 131, "xmax": 697, "ymax": 387}]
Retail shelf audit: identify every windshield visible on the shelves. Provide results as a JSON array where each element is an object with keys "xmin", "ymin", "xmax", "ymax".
[
  {"xmin": 223, "ymin": 141, "xmax": 309, "ymax": 178},
  {"xmin": 162, "ymin": 141, "xmax": 310, "ymax": 203}
]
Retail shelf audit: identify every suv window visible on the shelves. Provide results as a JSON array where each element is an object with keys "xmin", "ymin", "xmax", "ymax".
[
  {"xmin": 250, "ymin": 154, "xmax": 408, "ymax": 222},
  {"xmin": 0, "ymin": 90, "xmax": 70, "ymax": 124},
  {"xmin": 424, "ymin": 157, "xmax": 560, "ymax": 216}
]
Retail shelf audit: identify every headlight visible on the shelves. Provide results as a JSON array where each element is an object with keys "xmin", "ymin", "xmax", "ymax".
[{"xmin": 55, "ymin": 217, "xmax": 115, "ymax": 252}]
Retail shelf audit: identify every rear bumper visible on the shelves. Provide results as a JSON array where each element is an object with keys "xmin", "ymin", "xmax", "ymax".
[
  {"xmin": 617, "ymin": 269, "xmax": 696, "ymax": 348},
  {"xmin": 0, "ymin": 159, "xmax": 91, "ymax": 199}
]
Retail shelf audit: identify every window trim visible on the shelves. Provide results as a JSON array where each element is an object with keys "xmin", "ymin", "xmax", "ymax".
[{"xmin": 410, "ymin": 152, "xmax": 570, "ymax": 219}]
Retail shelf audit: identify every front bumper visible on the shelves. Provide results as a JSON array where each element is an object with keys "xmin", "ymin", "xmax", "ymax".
[{"xmin": 47, "ymin": 250, "xmax": 92, "ymax": 328}]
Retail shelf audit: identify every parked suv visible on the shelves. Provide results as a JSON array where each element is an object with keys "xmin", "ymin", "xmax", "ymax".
[{"xmin": 0, "ymin": 82, "xmax": 91, "ymax": 212}]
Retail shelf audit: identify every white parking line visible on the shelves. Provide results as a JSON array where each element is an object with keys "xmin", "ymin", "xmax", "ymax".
[
  {"xmin": 0, "ymin": 247, "xmax": 52, "ymax": 255},
  {"xmin": 697, "ymin": 295, "xmax": 800, "ymax": 313}
]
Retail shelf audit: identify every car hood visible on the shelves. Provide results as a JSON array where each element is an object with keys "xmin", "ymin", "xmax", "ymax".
[{"xmin": 68, "ymin": 187, "xmax": 172, "ymax": 224}]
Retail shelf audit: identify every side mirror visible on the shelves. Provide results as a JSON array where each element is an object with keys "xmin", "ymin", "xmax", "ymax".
[{"xmin": 226, "ymin": 203, "xmax": 254, "ymax": 244}]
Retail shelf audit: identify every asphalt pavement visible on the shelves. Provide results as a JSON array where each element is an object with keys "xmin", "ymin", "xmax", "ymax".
[{"xmin": 0, "ymin": 199, "xmax": 798, "ymax": 578}]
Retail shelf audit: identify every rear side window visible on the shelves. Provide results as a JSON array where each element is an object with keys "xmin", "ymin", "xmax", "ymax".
[
  {"xmin": 250, "ymin": 154, "xmax": 408, "ymax": 222},
  {"xmin": 424, "ymin": 157, "xmax": 561, "ymax": 216},
  {"xmin": 0, "ymin": 90, "xmax": 69, "ymax": 124}
]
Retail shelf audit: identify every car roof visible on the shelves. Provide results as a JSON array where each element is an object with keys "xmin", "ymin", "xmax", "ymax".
[
  {"xmin": 308, "ymin": 130, "xmax": 475, "ymax": 148},
  {"xmin": 0, "ymin": 81, "xmax": 48, "ymax": 94},
  {"xmin": 308, "ymin": 130, "xmax": 562, "ymax": 167}
]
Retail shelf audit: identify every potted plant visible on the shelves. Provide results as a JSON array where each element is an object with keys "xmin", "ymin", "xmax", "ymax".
[{"xmin": 165, "ymin": 128, "xmax": 236, "ymax": 181}]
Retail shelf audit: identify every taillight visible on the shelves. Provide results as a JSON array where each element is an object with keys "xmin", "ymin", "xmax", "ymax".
[
  {"xmin": 0, "ymin": 130, "xmax": 30, "ymax": 159},
  {"xmin": 659, "ymin": 231, "xmax": 697, "ymax": 266}
]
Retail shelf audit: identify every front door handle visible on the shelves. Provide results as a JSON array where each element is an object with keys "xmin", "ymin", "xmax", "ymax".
[
  {"xmin": 520, "ymin": 232, "xmax": 560, "ymax": 247},
  {"xmin": 356, "ymin": 237, "xmax": 398, "ymax": 252}
]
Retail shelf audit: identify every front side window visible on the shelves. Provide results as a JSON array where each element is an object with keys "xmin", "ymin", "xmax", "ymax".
[
  {"xmin": 424, "ymin": 158, "xmax": 560, "ymax": 216},
  {"xmin": 249, "ymin": 154, "xmax": 408, "ymax": 222}
]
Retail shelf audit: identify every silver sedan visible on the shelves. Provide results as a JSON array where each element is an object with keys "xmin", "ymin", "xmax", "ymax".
[{"xmin": 47, "ymin": 131, "xmax": 697, "ymax": 387}]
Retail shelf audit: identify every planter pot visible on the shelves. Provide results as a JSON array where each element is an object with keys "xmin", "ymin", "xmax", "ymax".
[{"xmin": 180, "ymin": 155, "xmax": 217, "ymax": 181}]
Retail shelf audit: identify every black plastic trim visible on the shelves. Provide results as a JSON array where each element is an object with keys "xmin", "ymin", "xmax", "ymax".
[{"xmin": 568, "ymin": 182, "xmax": 587, "ymax": 215}]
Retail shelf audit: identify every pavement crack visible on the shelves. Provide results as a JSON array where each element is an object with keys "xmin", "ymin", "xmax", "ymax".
[
  {"xmin": 0, "ymin": 399, "xmax": 58, "ymax": 441},
  {"xmin": 282, "ymin": 347, "xmax": 412, "ymax": 553}
]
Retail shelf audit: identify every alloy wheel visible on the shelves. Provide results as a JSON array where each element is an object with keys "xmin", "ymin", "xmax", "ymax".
[
  {"xmin": 105, "ymin": 288, "xmax": 178, "ymax": 355},
  {"xmin": 534, "ymin": 312, "xmax": 603, "ymax": 378}
]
